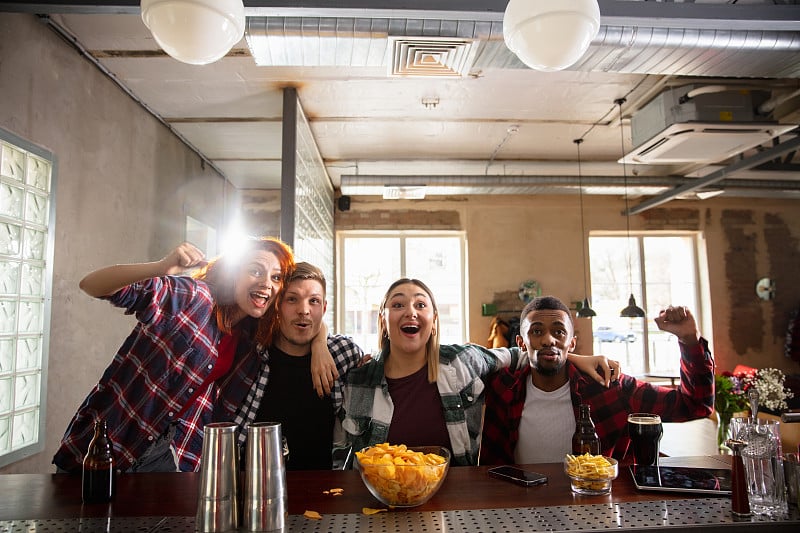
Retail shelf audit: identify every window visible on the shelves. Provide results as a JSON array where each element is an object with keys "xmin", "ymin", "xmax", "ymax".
[
  {"xmin": 0, "ymin": 129, "xmax": 55, "ymax": 467},
  {"xmin": 336, "ymin": 232, "xmax": 467, "ymax": 354},
  {"xmin": 588, "ymin": 234, "xmax": 704, "ymax": 377}
]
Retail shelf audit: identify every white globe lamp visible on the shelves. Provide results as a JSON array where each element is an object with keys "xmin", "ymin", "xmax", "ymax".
[
  {"xmin": 503, "ymin": 0, "xmax": 601, "ymax": 72},
  {"xmin": 141, "ymin": 0, "xmax": 246, "ymax": 65}
]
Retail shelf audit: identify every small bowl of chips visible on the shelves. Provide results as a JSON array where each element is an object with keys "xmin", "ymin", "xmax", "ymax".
[
  {"xmin": 354, "ymin": 443, "xmax": 450, "ymax": 507},
  {"xmin": 564, "ymin": 453, "xmax": 618, "ymax": 495}
]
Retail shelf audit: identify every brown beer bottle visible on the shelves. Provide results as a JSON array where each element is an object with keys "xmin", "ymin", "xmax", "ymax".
[
  {"xmin": 82, "ymin": 418, "xmax": 116, "ymax": 504},
  {"xmin": 572, "ymin": 404, "xmax": 601, "ymax": 455}
]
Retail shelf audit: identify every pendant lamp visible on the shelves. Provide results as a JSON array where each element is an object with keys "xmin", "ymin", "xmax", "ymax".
[
  {"xmin": 574, "ymin": 138, "xmax": 596, "ymax": 318},
  {"xmin": 615, "ymin": 98, "xmax": 646, "ymax": 319},
  {"xmin": 503, "ymin": 0, "xmax": 601, "ymax": 72},
  {"xmin": 141, "ymin": 0, "xmax": 245, "ymax": 65}
]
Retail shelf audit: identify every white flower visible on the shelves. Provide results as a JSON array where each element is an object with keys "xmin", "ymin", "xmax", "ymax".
[{"xmin": 753, "ymin": 368, "xmax": 794, "ymax": 412}]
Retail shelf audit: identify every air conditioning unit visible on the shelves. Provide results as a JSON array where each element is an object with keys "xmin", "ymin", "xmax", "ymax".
[{"xmin": 621, "ymin": 85, "xmax": 795, "ymax": 164}]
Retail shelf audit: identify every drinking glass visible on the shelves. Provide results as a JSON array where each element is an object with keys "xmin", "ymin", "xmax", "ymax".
[
  {"xmin": 730, "ymin": 417, "xmax": 787, "ymax": 516},
  {"xmin": 627, "ymin": 413, "xmax": 663, "ymax": 466}
]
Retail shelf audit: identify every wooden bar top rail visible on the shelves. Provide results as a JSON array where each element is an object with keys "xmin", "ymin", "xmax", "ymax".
[{"xmin": 1, "ymin": 460, "xmax": 799, "ymax": 531}]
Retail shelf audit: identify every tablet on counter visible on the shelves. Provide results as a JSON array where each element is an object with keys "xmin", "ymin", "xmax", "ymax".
[{"xmin": 629, "ymin": 465, "xmax": 732, "ymax": 495}]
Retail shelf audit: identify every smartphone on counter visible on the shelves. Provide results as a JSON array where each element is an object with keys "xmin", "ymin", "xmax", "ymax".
[{"xmin": 488, "ymin": 465, "xmax": 548, "ymax": 487}]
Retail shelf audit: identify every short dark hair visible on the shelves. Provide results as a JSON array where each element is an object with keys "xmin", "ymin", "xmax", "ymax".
[{"xmin": 520, "ymin": 296, "xmax": 572, "ymax": 327}]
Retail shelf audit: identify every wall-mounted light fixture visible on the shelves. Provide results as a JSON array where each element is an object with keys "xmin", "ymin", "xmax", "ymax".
[
  {"xmin": 503, "ymin": 0, "xmax": 600, "ymax": 72},
  {"xmin": 141, "ymin": 0, "xmax": 245, "ymax": 65},
  {"xmin": 756, "ymin": 277, "xmax": 775, "ymax": 301}
]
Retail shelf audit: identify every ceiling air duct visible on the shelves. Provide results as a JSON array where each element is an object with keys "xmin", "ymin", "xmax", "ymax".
[{"xmin": 621, "ymin": 85, "xmax": 796, "ymax": 165}]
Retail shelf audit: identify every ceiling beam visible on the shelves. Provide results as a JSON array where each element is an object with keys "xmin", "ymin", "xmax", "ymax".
[
  {"xmin": 2, "ymin": 1, "xmax": 800, "ymax": 30},
  {"xmin": 625, "ymin": 134, "xmax": 800, "ymax": 215}
]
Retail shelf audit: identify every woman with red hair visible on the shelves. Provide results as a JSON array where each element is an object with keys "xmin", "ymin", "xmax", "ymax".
[{"xmin": 54, "ymin": 238, "xmax": 296, "ymax": 473}]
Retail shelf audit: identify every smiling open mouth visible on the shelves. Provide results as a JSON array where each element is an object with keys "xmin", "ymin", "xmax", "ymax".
[
  {"xmin": 400, "ymin": 325, "xmax": 420, "ymax": 334},
  {"xmin": 250, "ymin": 290, "xmax": 270, "ymax": 306}
]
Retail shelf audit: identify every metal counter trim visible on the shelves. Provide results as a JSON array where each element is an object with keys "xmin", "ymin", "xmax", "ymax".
[{"xmin": 1, "ymin": 498, "xmax": 799, "ymax": 532}]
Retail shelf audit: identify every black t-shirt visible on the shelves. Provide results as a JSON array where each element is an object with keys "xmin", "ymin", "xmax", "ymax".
[{"xmin": 255, "ymin": 346, "xmax": 335, "ymax": 470}]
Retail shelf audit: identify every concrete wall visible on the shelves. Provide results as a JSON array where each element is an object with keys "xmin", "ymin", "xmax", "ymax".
[
  {"xmin": 336, "ymin": 194, "xmax": 800, "ymax": 376},
  {"xmin": 0, "ymin": 14, "xmax": 233, "ymax": 473}
]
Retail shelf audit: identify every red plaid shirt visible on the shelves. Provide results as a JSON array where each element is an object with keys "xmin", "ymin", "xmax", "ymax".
[
  {"xmin": 53, "ymin": 276, "xmax": 257, "ymax": 473},
  {"xmin": 480, "ymin": 338, "xmax": 714, "ymax": 464}
]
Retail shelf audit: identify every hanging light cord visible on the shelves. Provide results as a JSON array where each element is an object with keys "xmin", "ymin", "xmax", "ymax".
[
  {"xmin": 615, "ymin": 97, "xmax": 635, "ymax": 293},
  {"xmin": 575, "ymin": 139, "xmax": 590, "ymax": 296}
]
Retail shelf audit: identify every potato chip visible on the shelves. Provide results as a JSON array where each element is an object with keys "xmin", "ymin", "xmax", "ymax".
[
  {"xmin": 362, "ymin": 507, "xmax": 388, "ymax": 515},
  {"xmin": 303, "ymin": 510, "xmax": 323, "ymax": 520},
  {"xmin": 355, "ymin": 443, "xmax": 448, "ymax": 506},
  {"xmin": 564, "ymin": 453, "xmax": 617, "ymax": 490}
]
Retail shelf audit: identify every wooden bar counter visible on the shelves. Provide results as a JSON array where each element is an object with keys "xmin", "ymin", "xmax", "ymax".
[{"xmin": 1, "ymin": 462, "xmax": 798, "ymax": 532}]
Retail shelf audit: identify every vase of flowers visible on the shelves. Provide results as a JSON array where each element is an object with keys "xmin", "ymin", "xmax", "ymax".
[
  {"xmin": 714, "ymin": 372, "xmax": 750, "ymax": 451},
  {"xmin": 715, "ymin": 368, "xmax": 794, "ymax": 451}
]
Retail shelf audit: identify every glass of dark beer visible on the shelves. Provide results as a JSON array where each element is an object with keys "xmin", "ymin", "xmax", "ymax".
[{"xmin": 627, "ymin": 413, "xmax": 663, "ymax": 466}]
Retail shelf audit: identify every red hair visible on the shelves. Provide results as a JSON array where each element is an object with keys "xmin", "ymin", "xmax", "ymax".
[{"xmin": 192, "ymin": 237, "xmax": 295, "ymax": 341}]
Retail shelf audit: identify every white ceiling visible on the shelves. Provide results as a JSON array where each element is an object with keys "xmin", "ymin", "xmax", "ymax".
[{"xmin": 6, "ymin": 0, "xmax": 800, "ymax": 211}]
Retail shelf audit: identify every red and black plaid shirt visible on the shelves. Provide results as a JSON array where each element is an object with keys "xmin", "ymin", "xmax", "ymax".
[
  {"xmin": 480, "ymin": 338, "xmax": 714, "ymax": 465},
  {"xmin": 53, "ymin": 276, "xmax": 258, "ymax": 473}
]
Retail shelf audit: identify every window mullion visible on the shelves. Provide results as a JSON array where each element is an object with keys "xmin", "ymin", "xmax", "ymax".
[{"xmin": 637, "ymin": 235, "xmax": 651, "ymax": 375}]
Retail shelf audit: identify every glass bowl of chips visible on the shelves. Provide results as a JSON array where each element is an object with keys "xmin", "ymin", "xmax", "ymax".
[
  {"xmin": 354, "ymin": 443, "xmax": 450, "ymax": 507},
  {"xmin": 564, "ymin": 453, "xmax": 618, "ymax": 495}
]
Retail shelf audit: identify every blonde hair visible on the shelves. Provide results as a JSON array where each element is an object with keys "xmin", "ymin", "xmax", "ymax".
[
  {"xmin": 192, "ymin": 237, "xmax": 295, "ymax": 343},
  {"xmin": 378, "ymin": 278, "xmax": 440, "ymax": 383}
]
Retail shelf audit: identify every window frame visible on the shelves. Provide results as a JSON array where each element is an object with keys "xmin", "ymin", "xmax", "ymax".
[
  {"xmin": 588, "ymin": 231, "xmax": 709, "ymax": 377},
  {"xmin": 0, "ymin": 127, "xmax": 56, "ymax": 467},
  {"xmin": 335, "ymin": 230, "xmax": 468, "ymax": 349}
]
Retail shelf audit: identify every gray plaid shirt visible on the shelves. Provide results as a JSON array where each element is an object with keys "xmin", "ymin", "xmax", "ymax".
[
  {"xmin": 232, "ymin": 334, "xmax": 364, "ymax": 448},
  {"xmin": 342, "ymin": 344, "xmax": 522, "ymax": 466}
]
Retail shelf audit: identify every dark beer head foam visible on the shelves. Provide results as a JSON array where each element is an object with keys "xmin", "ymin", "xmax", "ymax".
[{"xmin": 628, "ymin": 414, "xmax": 661, "ymax": 424}]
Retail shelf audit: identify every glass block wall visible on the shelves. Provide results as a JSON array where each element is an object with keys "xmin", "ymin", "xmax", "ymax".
[
  {"xmin": 293, "ymin": 102, "xmax": 335, "ymax": 328},
  {"xmin": 0, "ymin": 130, "xmax": 54, "ymax": 466}
]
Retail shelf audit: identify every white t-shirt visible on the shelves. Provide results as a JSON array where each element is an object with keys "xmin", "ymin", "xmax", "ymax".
[{"xmin": 513, "ymin": 378, "xmax": 575, "ymax": 464}]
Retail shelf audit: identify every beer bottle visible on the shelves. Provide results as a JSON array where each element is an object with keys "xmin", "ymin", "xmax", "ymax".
[
  {"xmin": 572, "ymin": 404, "xmax": 601, "ymax": 455},
  {"xmin": 82, "ymin": 418, "xmax": 116, "ymax": 504}
]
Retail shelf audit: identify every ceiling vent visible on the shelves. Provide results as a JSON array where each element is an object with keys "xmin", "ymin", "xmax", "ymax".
[
  {"xmin": 622, "ymin": 85, "xmax": 796, "ymax": 165},
  {"xmin": 388, "ymin": 37, "xmax": 478, "ymax": 77}
]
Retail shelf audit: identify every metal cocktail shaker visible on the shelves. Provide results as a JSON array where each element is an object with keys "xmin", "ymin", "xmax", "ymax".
[
  {"xmin": 196, "ymin": 422, "xmax": 239, "ymax": 532},
  {"xmin": 243, "ymin": 422, "xmax": 288, "ymax": 532}
]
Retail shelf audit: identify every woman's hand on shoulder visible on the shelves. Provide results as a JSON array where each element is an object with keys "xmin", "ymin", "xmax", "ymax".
[
  {"xmin": 311, "ymin": 322, "xmax": 338, "ymax": 398},
  {"xmin": 568, "ymin": 353, "xmax": 621, "ymax": 387}
]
